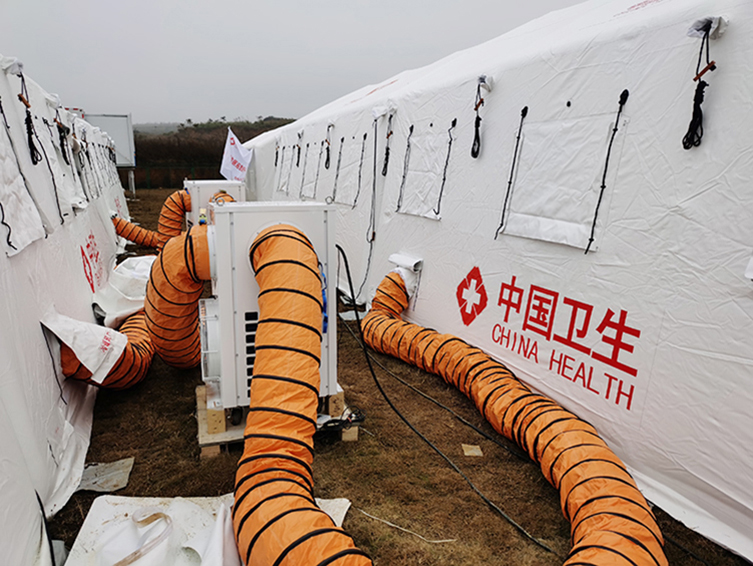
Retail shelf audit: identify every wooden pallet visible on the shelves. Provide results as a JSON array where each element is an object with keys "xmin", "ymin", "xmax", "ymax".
[
  {"xmin": 196, "ymin": 385, "xmax": 245, "ymax": 458},
  {"xmin": 196, "ymin": 386, "xmax": 359, "ymax": 459}
]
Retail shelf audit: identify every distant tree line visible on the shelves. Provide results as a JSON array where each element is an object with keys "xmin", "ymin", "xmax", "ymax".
[
  {"xmin": 130, "ymin": 116, "xmax": 293, "ymax": 189},
  {"xmin": 135, "ymin": 116, "xmax": 294, "ymax": 166}
]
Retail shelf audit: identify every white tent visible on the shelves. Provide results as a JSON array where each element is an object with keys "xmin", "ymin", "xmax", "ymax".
[
  {"xmin": 243, "ymin": 0, "xmax": 753, "ymax": 560},
  {"xmin": 0, "ymin": 56, "xmax": 128, "ymax": 564}
]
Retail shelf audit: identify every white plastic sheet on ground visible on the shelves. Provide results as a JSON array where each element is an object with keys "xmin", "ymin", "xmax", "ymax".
[
  {"xmin": 93, "ymin": 255, "xmax": 156, "ymax": 328},
  {"xmin": 41, "ymin": 307, "xmax": 127, "ymax": 385},
  {"xmin": 66, "ymin": 495, "xmax": 241, "ymax": 566}
]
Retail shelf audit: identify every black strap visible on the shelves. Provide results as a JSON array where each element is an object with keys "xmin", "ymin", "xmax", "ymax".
[
  {"xmin": 471, "ymin": 82, "xmax": 484, "ymax": 158},
  {"xmin": 433, "ymin": 118, "xmax": 457, "ymax": 216},
  {"xmin": 395, "ymin": 125, "xmax": 414, "ymax": 212},
  {"xmin": 585, "ymin": 89, "xmax": 629, "ymax": 254},
  {"xmin": 381, "ymin": 112, "xmax": 394, "ymax": 176},
  {"xmin": 495, "ymin": 106, "xmax": 528, "ymax": 238}
]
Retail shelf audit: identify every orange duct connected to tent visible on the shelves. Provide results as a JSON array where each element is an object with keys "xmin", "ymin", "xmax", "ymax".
[
  {"xmin": 144, "ymin": 224, "xmax": 211, "ymax": 369},
  {"xmin": 112, "ymin": 216, "xmax": 161, "ymax": 249},
  {"xmin": 113, "ymin": 189, "xmax": 236, "ymax": 251},
  {"xmin": 233, "ymin": 224, "xmax": 372, "ymax": 566},
  {"xmin": 361, "ymin": 272, "xmax": 667, "ymax": 566},
  {"xmin": 61, "ymin": 310, "xmax": 155, "ymax": 390}
]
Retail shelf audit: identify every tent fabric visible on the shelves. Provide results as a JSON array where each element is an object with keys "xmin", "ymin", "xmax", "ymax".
[
  {"xmin": 242, "ymin": 0, "xmax": 753, "ymax": 560},
  {"xmin": 0, "ymin": 54, "xmax": 129, "ymax": 565}
]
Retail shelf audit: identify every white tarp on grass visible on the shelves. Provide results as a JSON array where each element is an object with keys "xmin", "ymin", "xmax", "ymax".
[{"xmin": 243, "ymin": 0, "xmax": 753, "ymax": 559}]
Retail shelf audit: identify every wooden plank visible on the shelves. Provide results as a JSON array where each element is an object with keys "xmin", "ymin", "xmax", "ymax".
[{"xmin": 196, "ymin": 385, "xmax": 245, "ymax": 453}]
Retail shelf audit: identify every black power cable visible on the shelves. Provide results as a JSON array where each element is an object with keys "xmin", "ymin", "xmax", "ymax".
[
  {"xmin": 337, "ymin": 313, "xmax": 529, "ymax": 462},
  {"xmin": 335, "ymin": 244, "xmax": 558, "ymax": 557}
]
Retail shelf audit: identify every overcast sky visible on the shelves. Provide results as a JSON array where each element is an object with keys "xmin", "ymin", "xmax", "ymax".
[{"xmin": 0, "ymin": 0, "xmax": 584, "ymax": 124}]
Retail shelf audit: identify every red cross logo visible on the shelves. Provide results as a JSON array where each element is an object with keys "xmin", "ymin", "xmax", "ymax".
[
  {"xmin": 456, "ymin": 266, "xmax": 488, "ymax": 326},
  {"xmin": 81, "ymin": 246, "xmax": 94, "ymax": 293}
]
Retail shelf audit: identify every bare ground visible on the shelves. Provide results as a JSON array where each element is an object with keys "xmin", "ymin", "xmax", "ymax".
[{"xmin": 49, "ymin": 189, "xmax": 748, "ymax": 565}]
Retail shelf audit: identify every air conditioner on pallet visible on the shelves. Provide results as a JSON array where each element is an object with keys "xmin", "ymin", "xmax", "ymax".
[
  {"xmin": 199, "ymin": 201, "xmax": 338, "ymax": 412},
  {"xmin": 184, "ymin": 180, "xmax": 246, "ymax": 230}
]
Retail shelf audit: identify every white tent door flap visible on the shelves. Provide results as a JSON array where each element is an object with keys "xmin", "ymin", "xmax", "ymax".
[
  {"xmin": 396, "ymin": 120, "xmax": 456, "ymax": 220},
  {"xmin": 501, "ymin": 113, "xmax": 628, "ymax": 250}
]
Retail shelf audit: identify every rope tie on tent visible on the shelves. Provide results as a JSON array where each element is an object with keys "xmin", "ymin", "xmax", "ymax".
[
  {"xmin": 471, "ymin": 76, "xmax": 488, "ymax": 159},
  {"xmin": 284, "ymin": 143, "xmax": 295, "ymax": 195},
  {"xmin": 350, "ymin": 121, "xmax": 381, "ymax": 301},
  {"xmin": 298, "ymin": 143, "xmax": 310, "ymax": 199},
  {"xmin": 16, "ymin": 73, "xmax": 42, "ymax": 166},
  {"xmin": 395, "ymin": 125, "xmax": 414, "ymax": 213},
  {"xmin": 0, "ymin": 201, "xmax": 16, "ymax": 251},
  {"xmin": 296, "ymin": 132, "xmax": 303, "ymax": 167},
  {"xmin": 495, "ymin": 106, "xmax": 528, "ymax": 238},
  {"xmin": 312, "ymin": 141, "xmax": 324, "ymax": 199},
  {"xmin": 585, "ymin": 89, "xmax": 629, "ymax": 254},
  {"xmin": 54, "ymin": 111, "xmax": 71, "ymax": 166},
  {"xmin": 381, "ymin": 112, "xmax": 394, "ymax": 176},
  {"xmin": 325, "ymin": 123, "xmax": 334, "ymax": 169},
  {"xmin": 353, "ymin": 132, "xmax": 368, "ymax": 208},
  {"xmin": 274, "ymin": 143, "xmax": 279, "ymax": 167},
  {"xmin": 28, "ymin": 103, "xmax": 65, "ymax": 224},
  {"xmin": 327, "ymin": 137, "xmax": 345, "ymax": 204},
  {"xmin": 433, "ymin": 118, "xmax": 457, "ymax": 217},
  {"xmin": 682, "ymin": 21, "xmax": 715, "ymax": 150},
  {"xmin": 0, "ymin": 97, "xmax": 38, "ymax": 214},
  {"xmin": 275, "ymin": 146, "xmax": 286, "ymax": 192}
]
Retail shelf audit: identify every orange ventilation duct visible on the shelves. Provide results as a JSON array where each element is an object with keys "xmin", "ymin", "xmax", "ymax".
[
  {"xmin": 113, "ymin": 189, "xmax": 237, "ymax": 251},
  {"xmin": 361, "ymin": 272, "xmax": 667, "ymax": 566},
  {"xmin": 144, "ymin": 225, "xmax": 211, "ymax": 369},
  {"xmin": 234, "ymin": 225, "xmax": 372, "ymax": 566},
  {"xmin": 112, "ymin": 216, "xmax": 161, "ymax": 249},
  {"xmin": 155, "ymin": 189, "xmax": 191, "ymax": 250},
  {"xmin": 61, "ymin": 311, "xmax": 155, "ymax": 389}
]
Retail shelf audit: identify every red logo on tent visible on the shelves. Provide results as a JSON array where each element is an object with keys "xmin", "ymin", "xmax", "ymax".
[
  {"xmin": 81, "ymin": 246, "xmax": 94, "ymax": 293},
  {"xmin": 456, "ymin": 266, "xmax": 488, "ymax": 326}
]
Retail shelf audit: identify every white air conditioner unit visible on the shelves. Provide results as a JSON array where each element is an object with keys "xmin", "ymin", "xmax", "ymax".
[
  {"xmin": 200, "ymin": 201, "xmax": 338, "ymax": 411},
  {"xmin": 184, "ymin": 179, "xmax": 246, "ymax": 230}
]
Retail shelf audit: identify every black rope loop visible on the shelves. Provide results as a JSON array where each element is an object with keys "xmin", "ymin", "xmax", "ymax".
[
  {"xmin": 330, "ymin": 137, "xmax": 345, "ymax": 203},
  {"xmin": 24, "ymin": 110, "xmax": 42, "ymax": 165},
  {"xmin": 381, "ymin": 113, "xmax": 394, "ymax": 176},
  {"xmin": 471, "ymin": 82, "xmax": 485, "ymax": 159},
  {"xmin": 433, "ymin": 118, "xmax": 458, "ymax": 217},
  {"xmin": 585, "ymin": 89, "xmax": 629, "ymax": 254},
  {"xmin": 324, "ymin": 124, "xmax": 333, "ymax": 169},
  {"xmin": 683, "ymin": 22, "xmax": 715, "ymax": 150},
  {"xmin": 495, "ymin": 106, "xmax": 528, "ymax": 238},
  {"xmin": 353, "ymin": 132, "xmax": 368, "ymax": 208},
  {"xmin": 395, "ymin": 125, "xmax": 414, "ymax": 213}
]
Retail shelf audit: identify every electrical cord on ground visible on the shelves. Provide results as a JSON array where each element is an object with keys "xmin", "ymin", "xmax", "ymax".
[
  {"xmin": 337, "ymin": 312, "xmax": 529, "ymax": 462},
  {"xmin": 336, "ymin": 244, "xmax": 559, "ymax": 557}
]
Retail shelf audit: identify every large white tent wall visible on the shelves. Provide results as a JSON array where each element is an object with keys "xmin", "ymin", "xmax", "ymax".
[
  {"xmin": 244, "ymin": 0, "xmax": 753, "ymax": 560},
  {"xmin": 0, "ymin": 56, "xmax": 129, "ymax": 564}
]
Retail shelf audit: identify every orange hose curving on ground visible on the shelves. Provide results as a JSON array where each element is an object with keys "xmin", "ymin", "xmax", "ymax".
[
  {"xmin": 234, "ymin": 225, "xmax": 372, "ymax": 566},
  {"xmin": 144, "ymin": 225, "xmax": 211, "ymax": 369},
  {"xmin": 61, "ymin": 310, "xmax": 155, "ymax": 389},
  {"xmin": 361, "ymin": 272, "xmax": 667, "ymax": 566}
]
